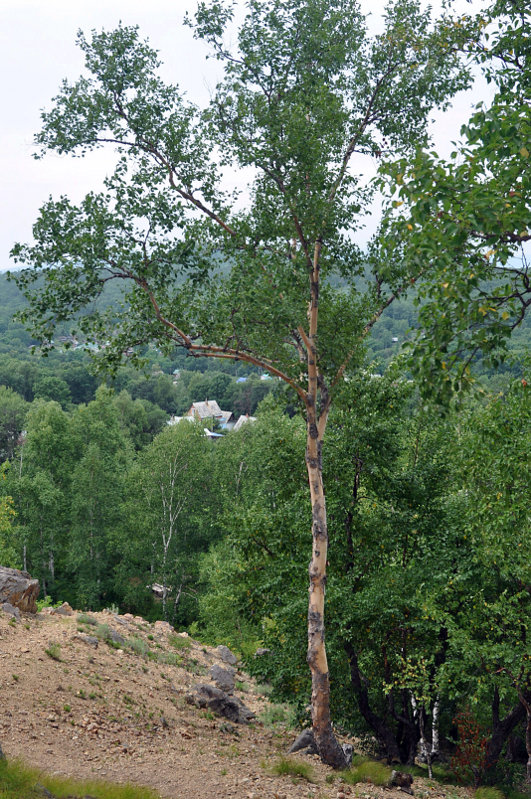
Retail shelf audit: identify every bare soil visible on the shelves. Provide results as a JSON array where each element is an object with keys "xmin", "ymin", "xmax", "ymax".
[{"xmin": 0, "ymin": 607, "xmax": 467, "ymax": 799}]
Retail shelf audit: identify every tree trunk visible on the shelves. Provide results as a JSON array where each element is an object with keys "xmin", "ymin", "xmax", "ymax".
[
  {"xmin": 525, "ymin": 704, "xmax": 531, "ymax": 784},
  {"xmin": 486, "ymin": 690, "xmax": 526, "ymax": 769},
  {"xmin": 344, "ymin": 640, "xmax": 402, "ymax": 762},
  {"xmin": 431, "ymin": 697, "xmax": 441, "ymax": 759},
  {"xmin": 306, "ymin": 421, "xmax": 347, "ymax": 769}
]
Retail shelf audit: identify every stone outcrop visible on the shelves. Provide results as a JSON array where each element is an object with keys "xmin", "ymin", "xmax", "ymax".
[
  {"xmin": 0, "ymin": 566, "xmax": 39, "ymax": 613},
  {"xmin": 186, "ymin": 683, "xmax": 255, "ymax": 724},
  {"xmin": 209, "ymin": 664, "xmax": 236, "ymax": 693},
  {"xmin": 288, "ymin": 728, "xmax": 353, "ymax": 765},
  {"xmin": 217, "ymin": 644, "xmax": 238, "ymax": 665}
]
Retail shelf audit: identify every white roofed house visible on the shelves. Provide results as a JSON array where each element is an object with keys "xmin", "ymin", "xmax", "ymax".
[
  {"xmin": 167, "ymin": 399, "xmax": 235, "ymax": 432},
  {"xmin": 185, "ymin": 400, "xmax": 235, "ymax": 430}
]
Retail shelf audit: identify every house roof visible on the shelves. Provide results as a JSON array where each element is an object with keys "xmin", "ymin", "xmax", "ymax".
[
  {"xmin": 233, "ymin": 414, "xmax": 257, "ymax": 431},
  {"xmin": 186, "ymin": 400, "xmax": 223, "ymax": 420}
]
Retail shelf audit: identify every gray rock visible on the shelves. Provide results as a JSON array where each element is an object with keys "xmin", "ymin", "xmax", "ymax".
[
  {"xmin": 51, "ymin": 601, "xmax": 73, "ymax": 616},
  {"xmin": 0, "ymin": 565, "xmax": 39, "ymax": 613},
  {"xmin": 217, "ymin": 644, "xmax": 238, "ymax": 665},
  {"xmin": 342, "ymin": 742, "xmax": 354, "ymax": 766},
  {"xmin": 112, "ymin": 614, "xmax": 131, "ymax": 626},
  {"xmin": 73, "ymin": 633, "xmax": 99, "ymax": 648},
  {"xmin": 209, "ymin": 663, "xmax": 236, "ymax": 692},
  {"xmin": 186, "ymin": 683, "xmax": 255, "ymax": 724},
  {"xmin": 2, "ymin": 602, "xmax": 21, "ymax": 621},
  {"xmin": 108, "ymin": 628, "xmax": 126, "ymax": 646},
  {"xmin": 289, "ymin": 729, "xmax": 353, "ymax": 766},
  {"xmin": 288, "ymin": 728, "xmax": 318, "ymax": 755},
  {"xmin": 254, "ymin": 647, "xmax": 271, "ymax": 657}
]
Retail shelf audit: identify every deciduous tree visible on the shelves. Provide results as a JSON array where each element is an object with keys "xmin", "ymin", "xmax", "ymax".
[{"xmin": 10, "ymin": 0, "xmax": 474, "ymax": 765}]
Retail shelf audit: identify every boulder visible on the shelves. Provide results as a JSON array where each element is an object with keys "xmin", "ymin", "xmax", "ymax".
[
  {"xmin": 217, "ymin": 644, "xmax": 238, "ymax": 665},
  {"xmin": 209, "ymin": 663, "xmax": 236, "ymax": 692},
  {"xmin": 289, "ymin": 728, "xmax": 318, "ymax": 755},
  {"xmin": 73, "ymin": 633, "xmax": 99, "ymax": 648},
  {"xmin": 2, "ymin": 602, "xmax": 21, "ymax": 621},
  {"xmin": 289, "ymin": 728, "xmax": 353, "ymax": 765},
  {"xmin": 51, "ymin": 601, "xmax": 73, "ymax": 616},
  {"xmin": 0, "ymin": 566, "xmax": 39, "ymax": 613},
  {"xmin": 108, "ymin": 628, "xmax": 126, "ymax": 646},
  {"xmin": 390, "ymin": 770, "xmax": 414, "ymax": 794},
  {"xmin": 154, "ymin": 620, "xmax": 174, "ymax": 634},
  {"xmin": 186, "ymin": 683, "xmax": 255, "ymax": 724}
]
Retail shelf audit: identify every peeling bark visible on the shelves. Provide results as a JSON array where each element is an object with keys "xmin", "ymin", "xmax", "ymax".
[{"xmin": 305, "ymin": 421, "xmax": 347, "ymax": 769}]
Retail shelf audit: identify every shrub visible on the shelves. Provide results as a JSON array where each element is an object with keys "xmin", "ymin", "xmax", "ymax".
[
  {"xmin": 450, "ymin": 708, "xmax": 491, "ymax": 787},
  {"xmin": 340, "ymin": 758, "xmax": 392, "ymax": 786},
  {"xmin": 44, "ymin": 643, "xmax": 62, "ymax": 661},
  {"xmin": 168, "ymin": 634, "xmax": 192, "ymax": 650},
  {"xmin": 77, "ymin": 613, "xmax": 98, "ymax": 626},
  {"xmin": 259, "ymin": 703, "xmax": 295, "ymax": 728},
  {"xmin": 476, "ymin": 788, "xmax": 505, "ymax": 799},
  {"xmin": 265, "ymin": 756, "xmax": 316, "ymax": 783},
  {"xmin": 127, "ymin": 637, "xmax": 149, "ymax": 657}
]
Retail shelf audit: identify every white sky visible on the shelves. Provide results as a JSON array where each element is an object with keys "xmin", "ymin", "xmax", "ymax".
[{"xmin": 0, "ymin": 0, "xmax": 488, "ymax": 273}]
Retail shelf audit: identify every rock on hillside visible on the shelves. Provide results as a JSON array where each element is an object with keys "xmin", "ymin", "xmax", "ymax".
[{"xmin": 0, "ymin": 565, "xmax": 39, "ymax": 613}]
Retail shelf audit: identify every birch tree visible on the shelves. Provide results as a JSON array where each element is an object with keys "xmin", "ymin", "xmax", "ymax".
[{"xmin": 10, "ymin": 0, "xmax": 474, "ymax": 765}]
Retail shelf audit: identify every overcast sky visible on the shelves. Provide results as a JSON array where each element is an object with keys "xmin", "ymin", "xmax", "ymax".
[{"xmin": 0, "ymin": 0, "xmax": 487, "ymax": 273}]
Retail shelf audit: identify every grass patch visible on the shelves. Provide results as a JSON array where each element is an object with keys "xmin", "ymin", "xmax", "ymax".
[
  {"xmin": 77, "ymin": 613, "xmax": 98, "ymax": 626},
  {"xmin": 503, "ymin": 789, "xmax": 529, "ymax": 799},
  {"xmin": 44, "ymin": 642, "xmax": 62, "ymax": 661},
  {"xmin": 476, "ymin": 789, "xmax": 505, "ymax": 799},
  {"xmin": 265, "ymin": 756, "xmax": 316, "ymax": 783},
  {"xmin": 0, "ymin": 757, "xmax": 160, "ymax": 799},
  {"xmin": 127, "ymin": 637, "xmax": 149, "ymax": 657},
  {"xmin": 168, "ymin": 634, "xmax": 192, "ymax": 651},
  {"xmin": 259, "ymin": 703, "xmax": 296, "ymax": 728},
  {"xmin": 256, "ymin": 682, "xmax": 274, "ymax": 697},
  {"xmin": 149, "ymin": 651, "xmax": 183, "ymax": 667},
  {"xmin": 340, "ymin": 757, "xmax": 392, "ymax": 786}
]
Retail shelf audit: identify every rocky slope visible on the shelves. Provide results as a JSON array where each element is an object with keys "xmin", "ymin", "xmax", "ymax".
[{"xmin": 0, "ymin": 606, "xmax": 465, "ymax": 799}]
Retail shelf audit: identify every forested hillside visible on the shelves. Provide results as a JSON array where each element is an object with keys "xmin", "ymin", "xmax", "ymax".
[
  {"xmin": 1, "ymin": 0, "xmax": 530, "ymax": 788},
  {"xmin": 1, "ymin": 269, "xmax": 530, "ymax": 788}
]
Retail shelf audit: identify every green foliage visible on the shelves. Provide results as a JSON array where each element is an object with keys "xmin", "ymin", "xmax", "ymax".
[
  {"xmin": 340, "ymin": 758, "xmax": 393, "ymax": 786},
  {"xmin": 0, "ymin": 494, "xmax": 19, "ymax": 569},
  {"xmin": 475, "ymin": 788, "xmax": 505, "ymax": 799},
  {"xmin": 168, "ymin": 634, "xmax": 192, "ymax": 651},
  {"xmin": 378, "ymin": 0, "xmax": 531, "ymax": 397},
  {"xmin": 36, "ymin": 596, "xmax": 62, "ymax": 611},
  {"xmin": 44, "ymin": 642, "xmax": 62, "ymax": 661},
  {"xmin": 77, "ymin": 612, "xmax": 98, "ymax": 626},
  {"xmin": 258, "ymin": 703, "xmax": 296, "ymax": 729},
  {"xmin": 127, "ymin": 637, "xmax": 149, "ymax": 657},
  {"xmin": 116, "ymin": 420, "xmax": 215, "ymax": 624},
  {"xmin": 265, "ymin": 756, "xmax": 316, "ymax": 783},
  {"xmin": 0, "ymin": 756, "xmax": 160, "ymax": 799},
  {"xmin": 0, "ymin": 386, "xmax": 28, "ymax": 461}
]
